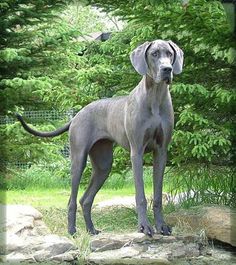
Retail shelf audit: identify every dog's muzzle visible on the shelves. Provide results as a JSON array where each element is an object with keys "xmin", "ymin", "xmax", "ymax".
[{"xmin": 161, "ymin": 66, "xmax": 173, "ymax": 84}]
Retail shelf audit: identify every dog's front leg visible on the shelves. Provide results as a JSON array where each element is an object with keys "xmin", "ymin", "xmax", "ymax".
[
  {"xmin": 153, "ymin": 148, "xmax": 171, "ymax": 235},
  {"xmin": 131, "ymin": 150, "xmax": 154, "ymax": 237}
]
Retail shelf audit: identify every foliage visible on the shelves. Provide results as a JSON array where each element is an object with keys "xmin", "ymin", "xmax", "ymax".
[
  {"xmin": 0, "ymin": 1, "xmax": 117, "ymax": 112},
  {"xmin": 0, "ymin": 1, "xmax": 113, "ymax": 166},
  {"xmin": 1, "ymin": 0, "xmax": 69, "ymax": 111},
  {"xmin": 5, "ymin": 163, "xmax": 70, "ymax": 190},
  {"xmin": 165, "ymin": 165, "xmax": 235, "ymax": 208}
]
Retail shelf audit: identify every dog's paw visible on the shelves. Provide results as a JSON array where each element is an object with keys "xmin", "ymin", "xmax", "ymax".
[
  {"xmin": 139, "ymin": 221, "xmax": 154, "ymax": 237},
  {"xmin": 88, "ymin": 227, "xmax": 101, "ymax": 235},
  {"xmin": 68, "ymin": 226, "xmax": 77, "ymax": 236},
  {"xmin": 155, "ymin": 223, "xmax": 172, "ymax": 236}
]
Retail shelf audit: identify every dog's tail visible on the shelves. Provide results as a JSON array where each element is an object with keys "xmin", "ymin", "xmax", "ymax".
[{"xmin": 16, "ymin": 113, "xmax": 71, "ymax": 137}]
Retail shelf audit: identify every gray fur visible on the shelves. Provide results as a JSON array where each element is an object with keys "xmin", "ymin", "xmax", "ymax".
[
  {"xmin": 168, "ymin": 40, "xmax": 184, "ymax": 74},
  {"xmin": 130, "ymin": 41, "xmax": 152, "ymax": 75}
]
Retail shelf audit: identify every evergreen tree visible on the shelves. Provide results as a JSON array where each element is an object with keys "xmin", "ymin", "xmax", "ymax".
[{"xmin": 0, "ymin": 1, "xmax": 111, "ymax": 168}]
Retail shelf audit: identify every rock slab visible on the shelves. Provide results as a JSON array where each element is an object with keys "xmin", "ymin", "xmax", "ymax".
[
  {"xmin": 166, "ymin": 205, "xmax": 236, "ymax": 247},
  {"xmin": 0, "ymin": 204, "xmax": 78, "ymax": 263},
  {"xmin": 88, "ymin": 233, "xmax": 204, "ymax": 265}
]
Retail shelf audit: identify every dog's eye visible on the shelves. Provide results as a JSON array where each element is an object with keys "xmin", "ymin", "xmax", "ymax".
[
  {"xmin": 167, "ymin": 51, "xmax": 172, "ymax": 57},
  {"xmin": 152, "ymin": 51, "xmax": 159, "ymax": 57}
]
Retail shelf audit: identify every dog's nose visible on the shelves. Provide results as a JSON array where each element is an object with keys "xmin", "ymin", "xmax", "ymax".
[{"xmin": 162, "ymin": 67, "xmax": 172, "ymax": 73}]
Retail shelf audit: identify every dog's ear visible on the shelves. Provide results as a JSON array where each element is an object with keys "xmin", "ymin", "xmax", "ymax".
[
  {"xmin": 130, "ymin": 41, "xmax": 152, "ymax": 75},
  {"xmin": 168, "ymin": 40, "xmax": 184, "ymax": 75}
]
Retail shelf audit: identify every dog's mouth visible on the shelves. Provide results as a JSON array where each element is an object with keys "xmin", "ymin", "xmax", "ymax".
[{"xmin": 163, "ymin": 76, "xmax": 172, "ymax": 85}]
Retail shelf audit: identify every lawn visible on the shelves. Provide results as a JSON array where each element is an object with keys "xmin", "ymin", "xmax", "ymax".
[
  {"xmin": 4, "ymin": 187, "xmax": 155, "ymax": 237},
  {"xmin": 7, "ymin": 188, "xmax": 78, "ymax": 208},
  {"xmin": 6, "ymin": 187, "xmax": 153, "ymax": 208},
  {"xmin": 1, "ymin": 166, "xmax": 177, "ymax": 241}
]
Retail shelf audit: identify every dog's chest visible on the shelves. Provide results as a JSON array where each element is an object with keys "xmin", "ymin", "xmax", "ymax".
[{"xmin": 143, "ymin": 114, "xmax": 166, "ymax": 151}]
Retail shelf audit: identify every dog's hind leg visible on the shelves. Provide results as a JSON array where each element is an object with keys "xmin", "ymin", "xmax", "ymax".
[
  {"xmin": 68, "ymin": 142, "xmax": 88, "ymax": 235},
  {"xmin": 80, "ymin": 139, "xmax": 113, "ymax": 235}
]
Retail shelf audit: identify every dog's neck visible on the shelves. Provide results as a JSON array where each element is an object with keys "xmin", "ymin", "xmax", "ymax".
[{"xmin": 141, "ymin": 75, "xmax": 170, "ymax": 112}]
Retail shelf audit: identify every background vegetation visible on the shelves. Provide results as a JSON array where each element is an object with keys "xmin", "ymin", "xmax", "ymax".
[{"xmin": 1, "ymin": 0, "xmax": 235, "ymax": 208}]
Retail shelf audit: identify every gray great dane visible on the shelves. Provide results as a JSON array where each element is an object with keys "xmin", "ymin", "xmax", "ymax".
[{"xmin": 16, "ymin": 39, "xmax": 184, "ymax": 237}]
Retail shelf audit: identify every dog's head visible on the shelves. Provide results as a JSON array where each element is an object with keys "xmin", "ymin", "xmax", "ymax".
[{"xmin": 130, "ymin": 39, "xmax": 184, "ymax": 84}]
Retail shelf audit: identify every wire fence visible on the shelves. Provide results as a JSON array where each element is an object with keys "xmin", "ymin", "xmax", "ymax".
[
  {"xmin": 0, "ymin": 109, "xmax": 76, "ymax": 124},
  {"xmin": 1, "ymin": 109, "xmax": 76, "ymax": 169},
  {"xmin": 2, "ymin": 160, "xmax": 71, "ymax": 170}
]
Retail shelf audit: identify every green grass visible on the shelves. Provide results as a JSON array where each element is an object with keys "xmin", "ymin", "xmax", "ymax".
[
  {"xmin": 6, "ymin": 189, "xmax": 71, "ymax": 208},
  {"xmin": 3, "ymin": 165, "xmax": 159, "ymax": 190},
  {"xmin": 5, "ymin": 187, "xmax": 154, "ymax": 235},
  {"xmin": 6, "ymin": 187, "xmax": 148, "ymax": 207},
  {"xmin": 5, "ymin": 187, "xmax": 152, "ymax": 211},
  {"xmin": 4, "ymin": 165, "xmax": 70, "ymax": 190}
]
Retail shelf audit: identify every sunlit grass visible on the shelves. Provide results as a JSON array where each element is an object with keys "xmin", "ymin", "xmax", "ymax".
[
  {"xmin": 5, "ymin": 187, "xmax": 153, "ymax": 236},
  {"xmin": 6, "ymin": 187, "xmax": 153, "ymax": 208}
]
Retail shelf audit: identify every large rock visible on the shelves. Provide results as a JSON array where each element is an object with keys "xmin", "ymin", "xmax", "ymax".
[
  {"xmin": 88, "ymin": 233, "xmax": 202, "ymax": 265},
  {"xmin": 0, "ymin": 204, "xmax": 79, "ymax": 263},
  {"xmin": 166, "ymin": 205, "xmax": 236, "ymax": 247},
  {"xmin": 87, "ymin": 232, "xmax": 236, "ymax": 265}
]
